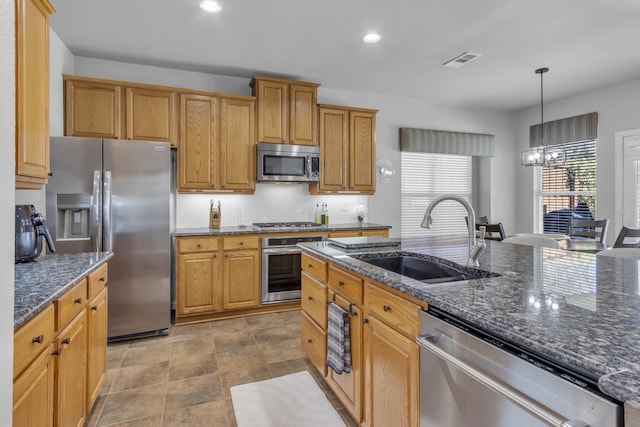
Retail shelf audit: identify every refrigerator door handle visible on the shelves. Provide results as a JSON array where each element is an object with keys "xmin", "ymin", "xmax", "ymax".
[
  {"xmin": 103, "ymin": 171, "xmax": 113, "ymax": 252},
  {"xmin": 92, "ymin": 170, "xmax": 102, "ymax": 252}
]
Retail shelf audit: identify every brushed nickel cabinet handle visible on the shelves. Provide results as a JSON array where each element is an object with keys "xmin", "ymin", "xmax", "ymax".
[{"xmin": 32, "ymin": 335, "xmax": 44, "ymax": 344}]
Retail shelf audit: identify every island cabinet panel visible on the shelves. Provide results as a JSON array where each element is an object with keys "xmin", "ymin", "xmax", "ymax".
[
  {"xmin": 328, "ymin": 265, "xmax": 363, "ymax": 305},
  {"xmin": 13, "ymin": 343, "xmax": 55, "ymax": 427},
  {"xmin": 311, "ymin": 105, "xmax": 377, "ymax": 195},
  {"xmin": 15, "ymin": 0, "xmax": 55, "ymax": 189},
  {"xmin": 363, "ymin": 315, "xmax": 419, "ymax": 427},
  {"xmin": 250, "ymin": 76, "xmax": 319, "ymax": 146},
  {"xmin": 64, "ymin": 79, "xmax": 122, "ymax": 139},
  {"xmin": 125, "ymin": 87, "xmax": 177, "ymax": 143},
  {"xmin": 365, "ymin": 282, "xmax": 420, "ymax": 338},
  {"xmin": 326, "ymin": 291, "xmax": 363, "ymax": 424},
  {"xmin": 301, "ymin": 252, "xmax": 328, "ymax": 282},
  {"xmin": 301, "ymin": 311, "xmax": 327, "ymax": 376},
  {"xmin": 301, "ymin": 272, "xmax": 327, "ymax": 328}
]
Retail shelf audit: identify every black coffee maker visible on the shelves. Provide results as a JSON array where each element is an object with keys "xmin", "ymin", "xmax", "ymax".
[{"xmin": 15, "ymin": 205, "xmax": 56, "ymax": 263}]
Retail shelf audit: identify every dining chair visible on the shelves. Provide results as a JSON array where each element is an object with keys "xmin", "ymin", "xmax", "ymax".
[
  {"xmin": 596, "ymin": 248, "xmax": 640, "ymax": 259},
  {"xmin": 477, "ymin": 223, "xmax": 506, "ymax": 241},
  {"xmin": 502, "ymin": 235, "xmax": 562, "ymax": 249},
  {"xmin": 566, "ymin": 218, "xmax": 609, "ymax": 243},
  {"xmin": 613, "ymin": 226, "xmax": 640, "ymax": 248}
]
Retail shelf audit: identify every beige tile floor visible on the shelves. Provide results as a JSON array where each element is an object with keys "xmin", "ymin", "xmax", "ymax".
[{"xmin": 85, "ymin": 310, "xmax": 358, "ymax": 427}]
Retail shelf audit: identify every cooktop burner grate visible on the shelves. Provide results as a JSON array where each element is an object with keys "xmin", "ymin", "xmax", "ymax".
[{"xmin": 252, "ymin": 222, "xmax": 324, "ymax": 229}]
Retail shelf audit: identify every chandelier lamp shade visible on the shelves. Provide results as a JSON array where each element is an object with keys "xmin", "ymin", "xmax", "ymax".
[{"xmin": 521, "ymin": 67, "xmax": 566, "ymax": 167}]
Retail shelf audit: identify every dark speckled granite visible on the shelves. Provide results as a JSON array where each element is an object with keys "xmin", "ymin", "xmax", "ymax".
[
  {"xmin": 14, "ymin": 252, "xmax": 113, "ymax": 329},
  {"xmin": 174, "ymin": 222, "xmax": 391, "ymax": 236},
  {"xmin": 299, "ymin": 235, "xmax": 640, "ymax": 409}
]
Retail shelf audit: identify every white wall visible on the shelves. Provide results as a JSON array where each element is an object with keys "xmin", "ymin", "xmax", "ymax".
[
  {"xmin": 514, "ymin": 78, "xmax": 640, "ymax": 242},
  {"xmin": 0, "ymin": 0, "xmax": 15, "ymax": 423},
  {"xmin": 55, "ymin": 55, "xmax": 518, "ymax": 237}
]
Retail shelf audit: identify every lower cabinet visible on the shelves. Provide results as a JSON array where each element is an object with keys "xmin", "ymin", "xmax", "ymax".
[
  {"xmin": 363, "ymin": 316, "xmax": 420, "ymax": 427},
  {"xmin": 12, "ymin": 263, "xmax": 109, "ymax": 427}
]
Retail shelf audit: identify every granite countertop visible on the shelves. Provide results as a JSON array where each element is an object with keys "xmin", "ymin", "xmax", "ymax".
[
  {"xmin": 174, "ymin": 222, "xmax": 391, "ymax": 237},
  {"xmin": 14, "ymin": 252, "xmax": 113, "ymax": 329},
  {"xmin": 299, "ymin": 235, "xmax": 640, "ymax": 409}
]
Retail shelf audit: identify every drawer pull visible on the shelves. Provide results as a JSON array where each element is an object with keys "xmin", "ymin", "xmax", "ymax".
[
  {"xmin": 74, "ymin": 297, "xmax": 83, "ymax": 304},
  {"xmin": 308, "ymin": 296, "xmax": 313, "ymax": 301},
  {"xmin": 338, "ymin": 281, "xmax": 345, "ymax": 287},
  {"xmin": 52, "ymin": 349, "xmax": 62, "ymax": 356},
  {"xmin": 363, "ymin": 318, "xmax": 369, "ymax": 324},
  {"xmin": 307, "ymin": 338, "xmax": 313, "ymax": 343},
  {"xmin": 62, "ymin": 338, "xmax": 71, "ymax": 345},
  {"xmin": 91, "ymin": 306, "xmax": 98, "ymax": 311},
  {"xmin": 32, "ymin": 335, "xmax": 44, "ymax": 344},
  {"xmin": 99, "ymin": 277, "xmax": 106, "ymax": 282},
  {"xmin": 383, "ymin": 305, "xmax": 392, "ymax": 312},
  {"xmin": 307, "ymin": 263, "xmax": 313, "ymax": 268},
  {"xmin": 240, "ymin": 241, "xmax": 244, "ymax": 245},
  {"xmin": 197, "ymin": 244, "xmax": 201, "ymax": 248}
]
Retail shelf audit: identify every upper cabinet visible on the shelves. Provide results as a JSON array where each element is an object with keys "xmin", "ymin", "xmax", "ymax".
[
  {"xmin": 178, "ymin": 93, "xmax": 255, "ymax": 193},
  {"xmin": 63, "ymin": 75, "xmax": 178, "ymax": 146},
  {"xmin": 15, "ymin": 0, "xmax": 55, "ymax": 189},
  {"xmin": 250, "ymin": 76, "xmax": 319, "ymax": 146},
  {"xmin": 311, "ymin": 104, "xmax": 377, "ymax": 194}
]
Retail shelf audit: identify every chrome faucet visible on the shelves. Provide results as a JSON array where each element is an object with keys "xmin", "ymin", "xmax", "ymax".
[{"xmin": 420, "ymin": 195, "xmax": 486, "ymax": 267}]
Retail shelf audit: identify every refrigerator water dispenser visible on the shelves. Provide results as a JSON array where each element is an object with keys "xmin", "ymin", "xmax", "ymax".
[{"xmin": 56, "ymin": 194, "xmax": 91, "ymax": 240}]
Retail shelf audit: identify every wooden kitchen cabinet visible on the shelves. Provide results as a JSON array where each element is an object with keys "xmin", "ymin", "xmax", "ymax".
[
  {"xmin": 312, "ymin": 105, "xmax": 377, "ymax": 194},
  {"xmin": 222, "ymin": 236, "xmax": 260, "ymax": 310},
  {"xmin": 176, "ymin": 237, "xmax": 222, "ymax": 317},
  {"xmin": 64, "ymin": 75, "xmax": 179, "ymax": 146},
  {"xmin": 178, "ymin": 93, "xmax": 256, "ymax": 193},
  {"xmin": 15, "ymin": 0, "xmax": 55, "ymax": 189},
  {"xmin": 12, "ymin": 263, "xmax": 109, "ymax": 427},
  {"xmin": 250, "ymin": 76, "xmax": 319, "ymax": 146}
]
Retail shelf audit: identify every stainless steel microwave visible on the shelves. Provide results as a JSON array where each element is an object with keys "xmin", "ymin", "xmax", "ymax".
[{"xmin": 256, "ymin": 143, "xmax": 320, "ymax": 182}]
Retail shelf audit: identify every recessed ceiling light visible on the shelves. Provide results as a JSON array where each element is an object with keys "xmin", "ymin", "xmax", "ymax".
[
  {"xmin": 362, "ymin": 33, "xmax": 381, "ymax": 43},
  {"xmin": 200, "ymin": 0, "xmax": 222, "ymax": 13}
]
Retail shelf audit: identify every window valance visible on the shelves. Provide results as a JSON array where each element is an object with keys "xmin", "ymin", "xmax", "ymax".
[{"xmin": 399, "ymin": 127, "xmax": 495, "ymax": 157}]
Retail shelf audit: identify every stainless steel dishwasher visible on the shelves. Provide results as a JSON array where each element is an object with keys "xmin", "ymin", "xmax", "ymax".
[{"xmin": 418, "ymin": 308, "xmax": 623, "ymax": 427}]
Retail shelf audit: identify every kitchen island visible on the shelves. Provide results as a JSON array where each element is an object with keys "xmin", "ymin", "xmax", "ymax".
[{"xmin": 298, "ymin": 235, "xmax": 640, "ymax": 424}]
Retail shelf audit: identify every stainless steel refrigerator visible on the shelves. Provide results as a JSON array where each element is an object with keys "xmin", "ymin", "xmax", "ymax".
[{"xmin": 46, "ymin": 136, "xmax": 171, "ymax": 340}]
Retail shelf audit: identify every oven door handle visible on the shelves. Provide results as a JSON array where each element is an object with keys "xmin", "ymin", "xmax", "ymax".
[
  {"xmin": 417, "ymin": 333, "xmax": 581, "ymax": 427},
  {"xmin": 262, "ymin": 247, "xmax": 303, "ymax": 254}
]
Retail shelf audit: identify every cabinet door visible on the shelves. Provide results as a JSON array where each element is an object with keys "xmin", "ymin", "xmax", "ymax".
[
  {"xmin": 350, "ymin": 110, "xmax": 376, "ymax": 193},
  {"xmin": 326, "ymin": 292, "xmax": 363, "ymax": 423},
  {"xmin": 219, "ymin": 97, "xmax": 255, "ymax": 192},
  {"xmin": 56, "ymin": 311, "xmax": 87, "ymax": 427},
  {"xmin": 177, "ymin": 252, "xmax": 220, "ymax": 316},
  {"xmin": 15, "ymin": 0, "xmax": 54, "ymax": 187},
  {"xmin": 64, "ymin": 79, "xmax": 122, "ymax": 139},
  {"xmin": 318, "ymin": 107, "xmax": 349, "ymax": 191},
  {"xmin": 363, "ymin": 316, "xmax": 419, "ymax": 427},
  {"xmin": 255, "ymin": 80, "xmax": 288, "ymax": 144},
  {"xmin": 222, "ymin": 250, "xmax": 260, "ymax": 310},
  {"xmin": 86, "ymin": 287, "xmax": 108, "ymax": 413},
  {"xmin": 178, "ymin": 94, "xmax": 217, "ymax": 191},
  {"xmin": 13, "ymin": 344, "xmax": 55, "ymax": 427},
  {"xmin": 289, "ymin": 84, "xmax": 317, "ymax": 146},
  {"xmin": 125, "ymin": 87, "xmax": 177, "ymax": 144}
]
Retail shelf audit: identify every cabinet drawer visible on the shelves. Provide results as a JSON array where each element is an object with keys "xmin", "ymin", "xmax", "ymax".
[
  {"xmin": 56, "ymin": 280, "xmax": 88, "ymax": 331},
  {"xmin": 301, "ymin": 273, "xmax": 327, "ymax": 328},
  {"xmin": 365, "ymin": 283, "xmax": 420, "ymax": 338},
  {"xmin": 178, "ymin": 237, "xmax": 219, "ymax": 253},
  {"xmin": 223, "ymin": 235, "xmax": 259, "ymax": 250},
  {"xmin": 328, "ymin": 265, "xmax": 362, "ymax": 304},
  {"xmin": 301, "ymin": 252, "xmax": 327, "ymax": 282},
  {"xmin": 301, "ymin": 312, "xmax": 327, "ymax": 376},
  {"xmin": 13, "ymin": 304, "xmax": 55, "ymax": 379},
  {"xmin": 87, "ymin": 263, "xmax": 108, "ymax": 299}
]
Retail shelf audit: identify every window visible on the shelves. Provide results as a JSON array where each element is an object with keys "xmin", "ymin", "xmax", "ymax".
[
  {"xmin": 534, "ymin": 140, "xmax": 597, "ymax": 233},
  {"xmin": 401, "ymin": 152, "xmax": 472, "ymax": 237}
]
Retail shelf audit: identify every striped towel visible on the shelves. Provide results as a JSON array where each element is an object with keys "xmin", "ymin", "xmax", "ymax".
[{"xmin": 326, "ymin": 302, "xmax": 351, "ymax": 375}]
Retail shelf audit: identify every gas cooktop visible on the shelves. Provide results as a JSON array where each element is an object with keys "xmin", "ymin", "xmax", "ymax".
[{"xmin": 252, "ymin": 221, "xmax": 324, "ymax": 230}]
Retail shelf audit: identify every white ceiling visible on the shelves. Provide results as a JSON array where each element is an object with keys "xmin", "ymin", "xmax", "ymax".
[{"xmin": 50, "ymin": 0, "xmax": 640, "ymax": 112}]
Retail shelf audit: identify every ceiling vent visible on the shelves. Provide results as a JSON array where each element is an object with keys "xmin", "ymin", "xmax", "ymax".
[{"xmin": 443, "ymin": 52, "xmax": 482, "ymax": 68}]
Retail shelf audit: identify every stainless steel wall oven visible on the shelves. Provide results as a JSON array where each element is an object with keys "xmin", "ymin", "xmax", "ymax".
[{"xmin": 261, "ymin": 235, "xmax": 324, "ymax": 303}]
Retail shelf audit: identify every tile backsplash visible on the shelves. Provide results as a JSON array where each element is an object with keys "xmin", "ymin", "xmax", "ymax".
[{"xmin": 176, "ymin": 184, "xmax": 368, "ymax": 228}]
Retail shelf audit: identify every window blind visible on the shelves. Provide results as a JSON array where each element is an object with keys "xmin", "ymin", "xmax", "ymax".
[
  {"xmin": 534, "ymin": 140, "xmax": 597, "ymax": 233},
  {"xmin": 401, "ymin": 152, "xmax": 472, "ymax": 237}
]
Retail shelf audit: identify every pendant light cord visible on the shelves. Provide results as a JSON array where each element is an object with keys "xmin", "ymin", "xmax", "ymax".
[{"xmin": 536, "ymin": 67, "xmax": 549, "ymax": 147}]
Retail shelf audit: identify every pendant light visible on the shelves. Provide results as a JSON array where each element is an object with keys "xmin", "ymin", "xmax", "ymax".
[{"xmin": 521, "ymin": 67, "xmax": 565, "ymax": 167}]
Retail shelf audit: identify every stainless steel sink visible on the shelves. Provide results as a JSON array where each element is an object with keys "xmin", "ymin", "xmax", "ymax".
[{"xmin": 353, "ymin": 254, "xmax": 485, "ymax": 284}]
